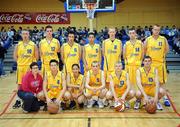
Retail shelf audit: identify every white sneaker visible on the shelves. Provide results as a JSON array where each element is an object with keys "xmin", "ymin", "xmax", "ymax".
[
  {"xmin": 98, "ymin": 99, "xmax": 104, "ymax": 108},
  {"xmin": 87, "ymin": 99, "xmax": 95, "ymax": 108},
  {"xmin": 157, "ymin": 102, "xmax": 163, "ymax": 110},
  {"xmin": 125, "ymin": 101, "xmax": 130, "ymax": 109},
  {"xmin": 103, "ymin": 99, "xmax": 108, "ymax": 107},
  {"xmin": 134, "ymin": 100, "xmax": 141, "ymax": 110}
]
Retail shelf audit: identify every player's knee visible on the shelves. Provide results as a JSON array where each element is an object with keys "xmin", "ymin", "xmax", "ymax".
[
  {"xmin": 106, "ymin": 91, "xmax": 113, "ymax": 100},
  {"xmin": 64, "ymin": 91, "xmax": 71, "ymax": 100},
  {"xmin": 99, "ymin": 89, "xmax": 107, "ymax": 99},
  {"xmin": 159, "ymin": 87, "xmax": 166, "ymax": 99},
  {"xmin": 77, "ymin": 95, "xmax": 85, "ymax": 104},
  {"xmin": 84, "ymin": 92, "xmax": 92, "ymax": 99},
  {"xmin": 126, "ymin": 89, "xmax": 135, "ymax": 100},
  {"xmin": 136, "ymin": 90, "xmax": 142, "ymax": 99}
]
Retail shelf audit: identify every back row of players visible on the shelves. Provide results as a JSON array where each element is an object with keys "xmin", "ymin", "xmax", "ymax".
[{"xmin": 13, "ymin": 24, "xmax": 170, "ymax": 112}]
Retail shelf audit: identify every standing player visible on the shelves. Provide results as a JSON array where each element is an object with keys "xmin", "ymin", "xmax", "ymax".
[
  {"xmin": 84, "ymin": 61, "xmax": 106, "ymax": 108},
  {"xmin": 135, "ymin": 56, "xmax": 166, "ymax": 110},
  {"xmin": 66, "ymin": 64, "xmax": 85, "ymax": 109},
  {"xmin": 123, "ymin": 28, "xmax": 144, "ymax": 107},
  {"xmin": 144, "ymin": 24, "xmax": 170, "ymax": 107},
  {"xmin": 61, "ymin": 31, "xmax": 81, "ymax": 75},
  {"xmin": 83, "ymin": 32, "xmax": 101, "ymax": 75},
  {"xmin": 102, "ymin": 27, "xmax": 122, "ymax": 88},
  {"xmin": 106, "ymin": 61, "xmax": 135, "ymax": 109},
  {"xmin": 43, "ymin": 59, "xmax": 67, "ymax": 112},
  {"xmin": 13, "ymin": 29, "xmax": 39, "ymax": 108},
  {"xmin": 39, "ymin": 25, "xmax": 60, "ymax": 76}
]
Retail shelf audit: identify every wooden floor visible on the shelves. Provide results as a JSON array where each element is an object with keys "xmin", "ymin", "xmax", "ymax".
[{"xmin": 0, "ymin": 73, "xmax": 180, "ymax": 127}]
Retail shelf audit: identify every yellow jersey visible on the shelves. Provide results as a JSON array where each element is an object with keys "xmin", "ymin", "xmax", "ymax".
[
  {"xmin": 111, "ymin": 71, "xmax": 127, "ymax": 95},
  {"xmin": 17, "ymin": 41, "xmax": 36, "ymax": 66},
  {"xmin": 63, "ymin": 42, "xmax": 80, "ymax": 73},
  {"xmin": 103, "ymin": 39, "xmax": 122, "ymax": 72},
  {"xmin": 84, "ymin": 43, "xmax": 100, "ymax": 69},
  {"xmin": 139, "ymin": 67, "xmax": 156, "ymax": 89},
  {"xmin": 146, "ymin": 36, "xmax": 167, "ymax": 63},
  {"xmin": 40, "ymin": 38, "xmax": 60, "ymax": 65},
  {"xmin": 89, "ymin": 70, "xmax": 102, "ymax": 87},
  {"xmin": 46, "ymin": 71, "xmax": 63, "ymax": 99},
  {"xmin": 124, "ymin": 40, "xmax": 143, "ymax": 66},
  {"xmin": 70, "ymin": 73, "xmax": 84, "ymax": 87}
]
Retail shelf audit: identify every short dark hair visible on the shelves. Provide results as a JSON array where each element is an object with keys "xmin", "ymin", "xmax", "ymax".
[
  {"xmin": 68, "ymin": 31, "xmax": 75, "ymax": 35},
  {"xmin": 72, "ymin": 64, "xmax": 80, "ymax": 69},
  {"xmin": 143, "ymin": 55, "xmax": 152, "ymax": 61},
  {"xmin": 49, "ymin": 59, "xmax": 59, "ymax": 65},
  {"xmin": 30, "ymin": 62, "xmax": 38, "ymax": 69},
  {"xmin": 88, "ymin": 32, "xmax": 95, "ymax": 37},
  {"xmin": 45, "ymin": 25, "xmax": 53, "ymax": 31}
]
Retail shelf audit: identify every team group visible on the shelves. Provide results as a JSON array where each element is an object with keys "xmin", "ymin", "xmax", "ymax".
[{"xmin": 12, "ymin": 24, "xmax": 170, "ymax": 113}]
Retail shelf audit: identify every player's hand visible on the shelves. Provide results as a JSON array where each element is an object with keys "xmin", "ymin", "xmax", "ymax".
[
  {"xmin": 46, "ymin": 98, "xmax": 52, "ymax": 103},
  {"xmin": 85, "ymin": 64, "xmax": 89, "ymax": 71},
  {"xmin": 121, "ymin": 96, "xmax": 125, "ymax": 101},
  {"xmin": 72, "ymin": 93, "xmax": 77, "ymax": 99},
  {"xmin": 153, "ymin": 97, "xmax": 158, "ymax": 104},
  {"xmin": 144, "ymin": 95, "xmax": 149, "ymax": 104},
  {"xmin": 115, "ymin": 97, "xmax": 119, "ymax": 102},
  {"xmin": 55, "ymin": 99, "xmax": 61, "ymax": 105}
]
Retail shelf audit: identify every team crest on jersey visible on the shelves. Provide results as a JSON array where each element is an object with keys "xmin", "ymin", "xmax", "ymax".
[
  {"xmin": 96, "ymin": 48, "xmax": 98, "ymax": 53},
  {"xmin": 32, "ymin": 81, "xmax": 39, "ymax": 87},
  {"xmin": 158, "ymin": 42, "xmax": 162, "ymax": 46},
  {"xmin": 51, "ymin": 47, "xmax": 55, "ymax": 51},
  {"xmin": 119, "ymin": 81, "xmax": 124, "ymax": 87},
  {"xmin": 57, "ymin": 80, "xmax": 60, "ymax": 84},
  {"xmin": 114, "ymin": 45, "xmax": 117, "ymax": 49},
  {"xmin": 135, "ymin": 47, "xmax": 140, "ymax": 52},
  {"xmin": 74, "ymin": 48, "xmax": 77, "ymax": 52},
  {"xmin": 148, "ymin": 78, "xmax": 153, "ymax": 82},
  {"xmin": 27, "ymin": 49, "xmax": 32, "ymax": 54}
]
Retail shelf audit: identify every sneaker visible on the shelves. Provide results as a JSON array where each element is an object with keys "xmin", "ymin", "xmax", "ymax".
[
  {"xmin": 103, "ymin": 99, "xmax": 108, "ymax": 107},
  {"xmin": 61, "ymin": 102, "xmax": 67, "ymax": 110},
  {"xmin": 125, "ymin": 101, "xmax": 130, "ymax": 109},
  {"xmin": 157, "ymin": 102, "xmax": 163, "ymax": 110},
  {"xmin": 109, "ymin": 100, "xmax": 114, "ymax": 108},
  {"xmin": 22, "ymin": 109, "xmax": 28, "ymax": 114},
  {"xmin": 43, "ymin": 104, "xmax": 47, "ymax": 111},
  {"xmin": 78, "ymin": 103, "xmax": 84, "ymax": 109},
  {"xmin": 134, "ymin": 100, "xmax": 141, "ymax": 110},
  {"xmin": 87, "ymin": 99, "xmax": 95, "ymax": 108},
  {"xmin": 13, "ymin": 100, "xmax": 21, "ymax": 109},
  {"xmin": 97, "ymin": 99, "xmax": 104, "ymax": 108},
  {"xmin": 69, "ymin": 100, "xmax": 76, "ymax": 109},
  {"xmin": 164, "ymin": 99, "xmax": 171, "ymax": 107}
]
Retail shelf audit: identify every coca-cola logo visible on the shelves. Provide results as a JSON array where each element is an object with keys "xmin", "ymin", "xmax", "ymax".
[
  {"xmin": 0, "ymin": 14, "xmax": 24, "ymax": 23},
  {"xmin": 36, "ymin": 14, "xmax": 60, "ymax": 23}
]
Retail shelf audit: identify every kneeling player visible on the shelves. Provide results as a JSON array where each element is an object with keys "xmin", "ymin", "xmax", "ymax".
[
  {"xmin": 134, "ymin": 56, "xmax": 166, "ymax": 110},
  {"xmin": 43, "ymin": 59, "xmax": 68, "ymax": 113},
  {"xmin": 84, "ymin": 61, "xmax": 106, "ymax": 108},
  {"xmin": 66, "ymin": 64, "xmax": 85, "ymax": 109},
  {"xmin": 106, "ymin": 61, "xmax": 135, "ymax": 109}
]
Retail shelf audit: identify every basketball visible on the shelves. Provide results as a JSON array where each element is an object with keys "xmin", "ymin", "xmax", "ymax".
[
  {"xmin": 145, "ymin": 101, "xmax": 157, "ymax": 114},
  {"xmin": 36, "ymin": 91, "xmax": 46, "ymax": 101},
  {"xmin": 114, "ymin": 99, "xmax": 125, "ymax": 112},
  {"xmin": 47, "ymin": 102, "xmax": 59, "ymax": 114}
]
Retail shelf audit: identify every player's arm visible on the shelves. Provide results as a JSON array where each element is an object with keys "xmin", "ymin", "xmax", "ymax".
[
  {"xmin": 154, "ymin": 68, "xmax": 160, "ymax": 104},
  {"xmin": 57, "ymin": 40, "xmax": 61, "ymax": 53},
  {"xmin": 123, "ymin": 44, "xmax": 126, "ymax": 61},
  {"xmin": 77, "ymin": 76, "xmax": 85, "ymax": 97},
  {"xmin": 13, "ymin": 45, "xmax": 18, "ymax": 61},
  {"xmin": 121, "ymin": 73, "xmax": 131, "ymax": 100},
  {"xmin": 118, "ymin": 41, "xmax": 122, "ymax": 61},
  {"xmin": 56, "ymin": 73, "xmax": 66, "ymax": 103},
  {"xmin": 97, "ymin": 71, "xmax": 105, "ymax": 90},
  {"xmin": 165, "ymin": 38, "xmax": 169, "ymax": 55},
  {"xmin": 38, "ymin": 41, "xmax": 42, "ymax": 59},
  {"xmin": 109, "ymin": 75, "xmax": 118, "ymax": 101},
  {"xmin": 144, "ymin": 38, "xmax": 148, "ymax": 54},
  {"xmin": 141, "ymin": 42, "xmax": 144, "ymax": 60},
  {"xmin": 85, "ymin": 71, "xmax": 94, "ymax": 90},
  {"xmin": 43, "ymin": 73, "xmax": 51, "ymax": 103},
  {"xmin": 34, "ymin": 45, "xmax": 39, "ymax": 60},
  {"xmin": 66, "ymin": 73, "xmax": 80, "ymax": 88},
  {"xmin": 79, "ymin": 45, "xmax": 82, "ymax": 61},
  {"xmin": 102, "ymin": 41, "xmax": 105, "ymax": 57},
  {"xmin": 82, "ymin": 46, "xmax": 88, "ymax": 68},
  {"xmin": 136, "ymin": 69, "xmax": 148, "ymax": 102},
  {"xmin": 60, "ymin": 44, "xmax": 64, "ymax": 64},
  {"xmin": 99, "ymin": 46, "xmax": 102, "ymax": 67}
]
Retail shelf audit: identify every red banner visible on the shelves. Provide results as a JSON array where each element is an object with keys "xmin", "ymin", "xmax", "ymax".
[{"xmin": 0, "ymin": 12, "xmax": 70, "ymax": 24}]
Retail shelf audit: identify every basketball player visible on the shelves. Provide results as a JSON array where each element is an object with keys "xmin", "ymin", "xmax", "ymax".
[
  {"xmin": 144, "ymin": 24, "xmax": 170, "ymax": 107},
  {"xmin": 84, "ymin": 61, "xmax": 106, "ymax": 108},
  {"xmin": 135, "ymin": 56, "xmax": 166, "ymax": 110},
  {"xmin": 43, "ymin": 59, "xmax": 68, "ymax": 112},
  {"xmin": 13, "ymin": 29, "xmax": 38, "ymax": 109},
  {"xmin": 39, "ymin": 25, "xmax": 60, "ymax": 76},
  {"xmin": 66, "ymin": 64, "xmax": 85, "ymax": 109},
  {"xmin": 83, "ymin": 32, "xmax": 101, "ymax": 75},
  {"xmin": 102, "ymin": 27, "xmax": 122, "ymax": 88},
  {"xmin": 61, "ymin": 31, "xmax": 81, "ymax": 75},
  {"xmin": 106, "ymin": 61, "xmax": 135, "ymax": 109}
]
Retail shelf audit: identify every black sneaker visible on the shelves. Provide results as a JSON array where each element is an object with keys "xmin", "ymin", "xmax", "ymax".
[
  {"xmin": 43, "ymin": 104, "xmax": 47, "ymax": 111},
  {"xmin": 69, "ymin": 100, "xmax": 76, "ymax": 109},
  {"xmin": 12, "ymin": 100, "xmax": 21, "ymax": 109},
  {"xmin": 61, "ymin": 102, "xmax": 67, "ymax": 110}
]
